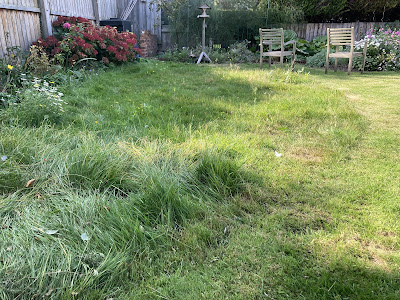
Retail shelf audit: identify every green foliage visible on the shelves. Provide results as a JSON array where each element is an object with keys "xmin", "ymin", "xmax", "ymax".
[
  {"xmin": 0, "ymin": 46, "xmax": 28, "ymax": 96},
  {"xmin": 347, "ymin": 0, "xmax": 400, "ymax": 20},
  {"xmin": 159, "ymin": 0, "xmax": 304, "ymax": 48},
  {"xmin": 257, "ymin": 0, "xmax": 305, "ymax": 23},
  {"xmin": 305, "ymin": 49, "xmax": 348, "ymax": 68},
  {"xmin": 297, "ymin": 35, "xmax": 327, "ymax": 56},
  {"xmin": 160, "ymin": 41, "xmax": 258, "ymax": 63},
  {"xmin": 1, "ymin": 77, "xmax": 67, "ymax": 126},
  {"xmin": 353, "ymin": 45, "xmax": 382, "ymax": 71},
  {"xmin": 301, "ymin": 0, "xmax": 348, "ymax": 21}
]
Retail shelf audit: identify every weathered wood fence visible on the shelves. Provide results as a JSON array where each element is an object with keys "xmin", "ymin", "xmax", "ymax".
[
  {"xmin": 0, "ymin": 0, "xmax": 161, "ymax": 56},
  {"xmin": 283, "ymin": 21, "xmax": 385, "ymax": 41}
]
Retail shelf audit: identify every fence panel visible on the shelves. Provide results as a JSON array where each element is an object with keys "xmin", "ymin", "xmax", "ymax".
[
  {"xmin": 50, "ymin": 0, "xmax": 95, "ymax": 20},
  {"xmin": 0, "ymin": 4, "xmax": 41, "ymax": 56},
  {"xmin": 98, "ymin": 0, "xmax": 118, "ymax": 20},
  {"xmin": 285, "ymin": 22, "xmax": 384, "ymax": 41}
]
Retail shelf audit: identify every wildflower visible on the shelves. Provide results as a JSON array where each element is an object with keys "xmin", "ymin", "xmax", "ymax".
[
  {"xmin": 95, "ymin": 121, "xmax": 98, "ymax": 124},
  {"xmin": 1, "ymin": 156, "xmax": 7, "ymax": 161},
  {"xmin": 7, "ymin": 65, "xmax": 13, "ymax": 70}
]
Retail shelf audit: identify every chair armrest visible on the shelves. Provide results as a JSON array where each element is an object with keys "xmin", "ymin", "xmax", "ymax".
[
  {"xmin": 354, "ymin": 40, "xmax": 367, "ymax": 47},
  {"xmin": 354, "ymin": 39, "xmax": 368, "ymax": 54},
  {"xmin": 284, "ymin": 40, "xmax": 296, "ymax": 46}
]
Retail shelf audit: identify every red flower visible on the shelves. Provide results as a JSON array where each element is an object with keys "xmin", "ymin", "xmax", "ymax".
[
  {"xmin": 106, "ymin": 45, "xmax": 117, "ymax": 53},
  {"xmin": 33, "ymin": 14, "xmax": 141, "ymax": 66}
]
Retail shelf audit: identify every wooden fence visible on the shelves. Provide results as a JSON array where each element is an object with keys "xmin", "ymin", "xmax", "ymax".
[
  {"xmin": 283, "ymin": 21, "xmax": 385, "ymax": 41},
  {"xmin": 0, "ymin": 0, "xmax": 161, "ymax": 56}
]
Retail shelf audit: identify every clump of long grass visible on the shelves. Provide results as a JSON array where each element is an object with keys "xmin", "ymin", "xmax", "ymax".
[{"xmin": 0, "ymin": 124, "xmax": 248, "ymax": 298}]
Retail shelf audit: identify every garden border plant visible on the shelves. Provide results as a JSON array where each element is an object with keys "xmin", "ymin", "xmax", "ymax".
[{"xmin": 35, "ymin": 16, "xmax": 141, "ymax": 66}]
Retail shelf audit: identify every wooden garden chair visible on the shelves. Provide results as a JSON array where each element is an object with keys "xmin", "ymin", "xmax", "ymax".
[
  {"xmin": 325, "ymin": 27, "xmax": 367, "ymax": 75},
  {"xmin": 259, "ymin": 28, "xmax": 296, "ymax": 70}
]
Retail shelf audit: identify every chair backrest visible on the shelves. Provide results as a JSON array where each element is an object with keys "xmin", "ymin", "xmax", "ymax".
[
  {"xmin": 259, "ymin": 28, "xmax": 284, "ymax": 47},
  {"xmin": 327, "ymin": 27, "xmax": 355, "ymax": 47}
]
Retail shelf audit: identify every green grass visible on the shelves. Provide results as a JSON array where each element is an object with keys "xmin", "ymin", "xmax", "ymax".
[{"xmin": 0, "ymin": 61, "xmax": 399, "ymax": 299}]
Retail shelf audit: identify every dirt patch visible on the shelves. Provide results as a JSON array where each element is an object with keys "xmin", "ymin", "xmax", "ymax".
[{"xmin": 288, "ymin": 147, "xmax": 326, "ymax": 163}]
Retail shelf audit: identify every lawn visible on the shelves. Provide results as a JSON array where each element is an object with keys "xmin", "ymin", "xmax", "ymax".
[{"xmin": 0, "ymin": 62, "xmax": 399, "ymax": 299}]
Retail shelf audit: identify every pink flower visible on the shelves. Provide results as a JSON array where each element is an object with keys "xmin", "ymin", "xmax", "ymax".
[{"xmin": 63, "ymin": 23, "xmax": 71, "ymax": 29}]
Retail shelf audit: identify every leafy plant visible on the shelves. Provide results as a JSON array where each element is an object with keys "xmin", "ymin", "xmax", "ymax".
[
  {"xmin": 296, "ymin": 35, "xmax": 327, "ymax": 57},
  {"xmin": 1, "ymin": 77, "xmax": 67, "ymax": 126},
  {"xmin": 305, "ymin": 49, "xmax": 348, "ymax": 68}
]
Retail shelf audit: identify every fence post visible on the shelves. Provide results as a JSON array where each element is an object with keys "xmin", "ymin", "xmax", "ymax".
[
  {"xmin": 38, "ymin": 0, "xmax": 52, "ymax": 38},
  {"xmin": 91, "ymin": 0, "xmax": 100, "ymax": 24}
]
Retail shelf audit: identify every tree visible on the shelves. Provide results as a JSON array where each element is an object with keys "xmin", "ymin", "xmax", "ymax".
[
  {"xmin": 346, "ymin": 0, "xmax": 400, "ymax": 21},
  {"xmin": 299, "ymin": 0, "xmax": 348, "ymax": 21}
]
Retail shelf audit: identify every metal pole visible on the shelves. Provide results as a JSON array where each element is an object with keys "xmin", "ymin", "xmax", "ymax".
[{"xmin": 202, "ymin": 18, "xmax": 206, "ymax": 52}]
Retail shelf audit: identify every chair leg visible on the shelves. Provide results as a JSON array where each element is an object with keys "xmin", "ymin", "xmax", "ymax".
[
  {"xmin": 260, "ymin": 46, "xmax": 263, "ymax": 69},
  {"xmin": 361, "ymin": 55, "xmax": 366, "ymax": 74},
  {"xmin": 268, "ymin": 44, "xmax": 272, "ymax": 68},
  {"xmin": 325, "ymin": 52, "xmax": 329, "ymax": 74},
  {"xmin": 280, "ymin": 55, "xmax": 283, "ymax": 68},
  {"xmin": 348, "ymin": 56, "xmax": 353, "ymax": 75},
  {"xmin": 334, "ymin": 58, "xmax": 338, "ymax": 72},
  {"xmin": 290, "ymin": 54, "xmax": 295, "ymax": 72}
]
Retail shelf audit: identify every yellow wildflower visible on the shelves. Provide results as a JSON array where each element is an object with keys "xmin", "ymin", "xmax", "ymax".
[
  {"xmin": 7, "ymin": 65, "xmax": 13, "ymax": 70},
  {"xmin": 95, "ymin": 121, "xmax": 98, "ymax": 124}
]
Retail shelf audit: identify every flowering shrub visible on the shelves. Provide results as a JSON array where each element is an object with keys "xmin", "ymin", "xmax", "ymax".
[
  {"xmin": 34, "ymin": 16, "xmax": 141, "ymax": 65},
  {"xmin": 354, "ymin": 27, "xmax": 400, "ymax": 71}
]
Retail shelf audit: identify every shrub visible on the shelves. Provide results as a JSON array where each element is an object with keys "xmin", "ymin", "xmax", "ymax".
[
  {"xmin": 159, "ymin": 41, "xmax": 257, "ymax": 64},
  {"xmin": 354, "ymin": 27, "xmax": 400, "ymax": 71},
  {"xmin": 305, "ymin": 50, "xmax": 331, "ymax": 68},
  {"xmin": 306, "ymin": 49, "xmax": 348, "ymax": 68},
  {"xmin": 34, "ymin": 16, "xmax": 141, "ymax": 66}
]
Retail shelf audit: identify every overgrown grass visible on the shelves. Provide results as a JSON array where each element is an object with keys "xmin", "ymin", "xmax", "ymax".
[{"xmin": 0, "ymin": 62, "xmax": 399, "ymax": 299}]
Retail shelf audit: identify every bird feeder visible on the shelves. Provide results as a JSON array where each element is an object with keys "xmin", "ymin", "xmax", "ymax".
[{"xmin": 197, "ymin": 4, "xmax": 211, "ymax": 64}]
